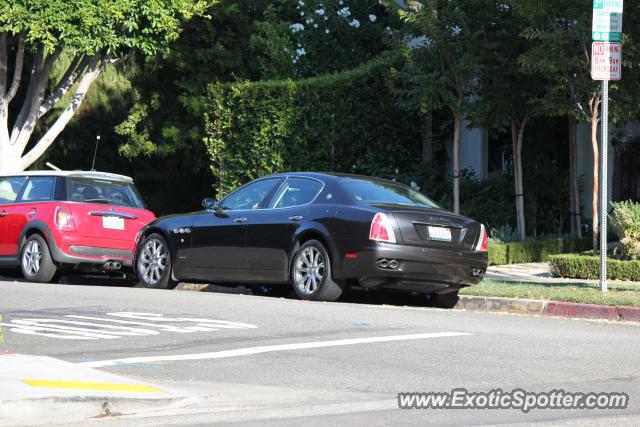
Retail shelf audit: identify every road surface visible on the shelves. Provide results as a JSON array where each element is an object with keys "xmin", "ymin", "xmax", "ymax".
[{"xmin": 1, "ymin": 273, "xmax": 639, "ymax": 426}]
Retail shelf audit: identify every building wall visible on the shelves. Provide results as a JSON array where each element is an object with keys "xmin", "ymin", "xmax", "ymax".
[
  {"xmin": 460, "ymin": 117, "xmax": 488, "ymax": 180},
  {"xmin": 576, "ymin": 121, "xmax": 640, "ymax": 220}
]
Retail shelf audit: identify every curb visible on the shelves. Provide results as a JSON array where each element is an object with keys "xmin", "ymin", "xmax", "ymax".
[
  {"xmin": 456, "ymin": 296, "xmax": 640, "ymax": 322},
  {"xmin": 0, "ymin": 354, "xmax": 196, "ymax": 426}
]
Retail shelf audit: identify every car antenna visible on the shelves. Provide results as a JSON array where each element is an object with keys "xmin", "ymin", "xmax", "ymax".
[
  {"xmin": 46, "ymin": 162, "xmax": 62, "ymax": 171},
  {"xmin": 91, "ymin": 134, "xmax": 101, "ymax": 171}
]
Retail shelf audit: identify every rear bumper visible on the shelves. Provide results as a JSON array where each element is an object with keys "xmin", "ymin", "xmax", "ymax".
[
  {"xmin": 51, "ymin": 234, "xmax": 134, "ymax": 266},
  {"xmin": 336, "ymin": 242, "xmax": 488, "ymax": 294}
]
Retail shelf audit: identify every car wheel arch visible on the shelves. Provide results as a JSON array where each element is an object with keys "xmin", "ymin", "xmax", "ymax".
[
  {"xmin": 288, "ymin": 228, "xmax": 340, "ymax": 280},
  {"xmin": 18, "ymin": 221, "xmax": 55, "ymax": 253},
  {"xmin": 136, "ymin": 227, "xmax": 176, "ymax": 263}
]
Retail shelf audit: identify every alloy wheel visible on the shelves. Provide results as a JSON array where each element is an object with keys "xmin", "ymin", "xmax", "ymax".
[
  {"xmin": 293, "ymin": 246, "xmax": 325, "ymax": 295},
  {"xmin": 22, "ymin": 240, "xmax": 43, "ymax": 277},
  {"xmin": 138, "ymin": 238, "xmax": 168, "ymax": 286}
]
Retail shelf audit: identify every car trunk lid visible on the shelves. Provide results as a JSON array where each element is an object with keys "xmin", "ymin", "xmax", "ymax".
[{"xmin": 370, "ymin": 204, "xmax": 481, "ymax": 250}]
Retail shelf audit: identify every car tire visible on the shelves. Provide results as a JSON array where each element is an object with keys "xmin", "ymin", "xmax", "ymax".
[
  {"xmin": 291, "ymin": 240, "xmax": 342, "ymax": 302},
  {"xmin": 136, "ymin": 233, "xmax": 177, "ymax": 290},
  {"xmin": 429, "ymin": 291, "xmax": 460, "ymax": 309},
  {"xmin": 20, "ymin": 234, "xmax": 58, "ymax": 283}
]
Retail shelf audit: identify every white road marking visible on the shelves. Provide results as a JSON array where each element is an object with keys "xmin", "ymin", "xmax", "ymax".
[
  {"xmin": 0, "ymin": 312, "xmax": 257, "ymax": 340},
  {"xmin": 80, "ymin": 332, "xmax": 471, "ymax": 367}
]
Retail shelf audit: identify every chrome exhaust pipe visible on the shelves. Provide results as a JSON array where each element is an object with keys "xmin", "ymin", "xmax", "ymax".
[
  {"xmin": 104, "ymin": 261, "xmax": 122, "ymax": 270},
  {"xmin": 377, "ymin": 259, "xmax": 399, "ymax": 270}
]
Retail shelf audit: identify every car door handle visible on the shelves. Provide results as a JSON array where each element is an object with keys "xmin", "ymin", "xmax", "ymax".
[
  {"xmin": 0, "ymin": 210, "xmax": 7, "ymax": 217},
  {"xmin": 234, "ymin": 217, "xmax": 248, "ymax": 223},
  {"xmin": 289, "ymin": 216, "xmax": 303, "ymax": 221}
]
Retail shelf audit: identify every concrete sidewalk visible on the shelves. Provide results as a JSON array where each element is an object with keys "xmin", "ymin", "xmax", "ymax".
[
  {"xmin": 0, "ymin": 354, "xmax": 196, "ymax": 426},
  {"xmin": 486, "ymin": 262, "xmax": 638, "ymax": 285}
]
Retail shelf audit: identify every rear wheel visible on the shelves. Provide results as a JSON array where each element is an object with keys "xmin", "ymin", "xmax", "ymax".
[
  {"xmin": 291, "ymin": 240, "xmax": 342, "ymax": 302},
  {"xmin": 136, "ymin": 234, "xmax": 177, "ymax": 290},
  {"xmin": 429, "ymin": 291, "xmax": 460, "ymax": 309},
  {"xmin": 20, "ymin": 234, "xmax": 58, "ymax": 283}
]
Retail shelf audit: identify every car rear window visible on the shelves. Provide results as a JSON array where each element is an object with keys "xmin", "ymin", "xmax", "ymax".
[
  {"xmin": 341, "ymin": 178, "xmax": 439, "ymax": 209},
  {"xmin": 66, "ymin": 178, "xmax": 144, "ymax": 209}
]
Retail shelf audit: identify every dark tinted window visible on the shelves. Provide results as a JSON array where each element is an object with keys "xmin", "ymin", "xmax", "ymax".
[
  {"xmin": 67, "ymin": 178, "xmax": 144, "ymax": 209},
  {"xmin": 0, "ymin": 177, "xmax": 26, "ymax": 204},
  {"xmin": 269, "ymin": 178, "xmax": 323, "ymax": 208},
  {"xmin": 20, "ymin": 177, "xmax": 55, "ymax": 202},
  {"xmin": 341, "ymin": 178, "xmax": 439, "ymax": 208},
  {"xmin": 221, "ymin": 178, "xmax": 281, "ymax": 210}
]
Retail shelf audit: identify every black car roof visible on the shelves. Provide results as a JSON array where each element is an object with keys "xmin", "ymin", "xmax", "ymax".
[{"xmin": 264, "ymin": 171, "xmax": 398, "ymax": 185}]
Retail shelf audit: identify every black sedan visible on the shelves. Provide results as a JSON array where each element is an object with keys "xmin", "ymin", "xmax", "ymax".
[{"xmin": 134, "ymin": 173, "xmax": 488, "ymax": 307}]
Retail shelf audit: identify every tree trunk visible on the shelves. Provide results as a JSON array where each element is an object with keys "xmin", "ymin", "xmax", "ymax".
[
  {"xmin": 0, "ymin": 56, "xmax": 103, "ymax": 173},
  {"xmin": 591, "ymin": 110, "xmax": 599, "ymax": 252},
  {"xmin": 423, "ymin": 108, "xmax": 433, "ymax": 165},
  {"xmin": 568, "ymin": 117, "xmax": 582, "ymax": 238},
  {"xmin": 511, "ymin": 118, "xmax": 527, "ymax": 241},
  {"xmin": 453, "ymin": 113, "xmax": 461, "ymax": 214}
]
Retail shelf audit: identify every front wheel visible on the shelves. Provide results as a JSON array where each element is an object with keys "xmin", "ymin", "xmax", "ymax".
[
  {"xmin": 20, "ymin": 234, "xmax": 58, "ymax": 283},
  {"xmin": 136, "ymin": 234, "xmax": 177, "ymax": 290},
  {"xmin": 291, "ymin": 240, "xmax": 342, "ymax": 302}
]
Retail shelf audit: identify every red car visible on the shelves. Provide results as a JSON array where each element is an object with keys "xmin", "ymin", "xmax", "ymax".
[{"xmin": 0, "ymin": 171, "xmax": 155, "ymax": 283}]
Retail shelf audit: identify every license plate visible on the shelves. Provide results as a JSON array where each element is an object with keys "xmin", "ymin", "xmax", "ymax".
[
  {"xmin": 428, "ymin": 226, "xmax": 452, "ymax": 241},
  {"xmin": 102, "ymin": 216, "xmax": 125, "ymax": 230}
]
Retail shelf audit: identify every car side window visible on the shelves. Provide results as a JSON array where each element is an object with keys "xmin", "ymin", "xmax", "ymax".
[
  {"xmin": 19, "ymin": 177, "xmax": 55, "ymax": 202},
  {"xmin": 269, "ymin": 178, "xmax": 323, "ymax": 209},
  {"xmin": 0, "ymin": 177, "xmax": 26, "ymax": 204},
  {"xmin": 220, "ymin": 178, "xmax": 281, "ymax": 211}
]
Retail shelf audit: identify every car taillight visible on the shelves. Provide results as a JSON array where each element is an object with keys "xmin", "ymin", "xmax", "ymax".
[
  {"xmin": 475, "ymin": 224, "xmax": 488, "ymax": 251},
  {"xmin": 55, "ymin": 205, "xmax": 75, "ymax": 230},
  {"xmin": 369, "ymin": 213, "xmax": 396, "ymax": 244}
]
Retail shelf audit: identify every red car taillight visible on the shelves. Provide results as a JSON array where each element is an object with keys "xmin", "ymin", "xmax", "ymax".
[
  {"xmin": 370, "ymin": 213, "xmax": 396, "ymax": 244},
  {"xmin": 55, "ymin": 205, "xmax": 75, "ymax": 231},
  {"xmin": 475, "ymin": 224, "xmax": 488, "ymax": 252}
]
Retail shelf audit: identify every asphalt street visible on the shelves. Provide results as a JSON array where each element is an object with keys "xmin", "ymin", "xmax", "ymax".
[{"xmin": 1, "ymin": 271, "xmax": 640, "ymax": 426}]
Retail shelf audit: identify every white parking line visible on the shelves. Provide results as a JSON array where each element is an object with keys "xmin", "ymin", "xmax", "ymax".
[
  {"xmin": 0, "ymin": 312, "xmax": 257, "ymax": 340},
  {"xmin": 80, "ymin": 332, "xmax": 471, "ymax": 368}
]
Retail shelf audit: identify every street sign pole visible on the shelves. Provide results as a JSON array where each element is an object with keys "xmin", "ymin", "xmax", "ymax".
[
  {"xmin": 591, "ymin": 0, "xmax": 624, "ymax": 292},
  {"xmin": 600, "ymin": 80, "xmax": 608, "ymax": 293}
]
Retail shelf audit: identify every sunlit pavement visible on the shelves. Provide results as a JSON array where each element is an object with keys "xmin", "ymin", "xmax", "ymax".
[{"xmin": 1, "ymin": 274, "xmax": 640, "ymax": 426}]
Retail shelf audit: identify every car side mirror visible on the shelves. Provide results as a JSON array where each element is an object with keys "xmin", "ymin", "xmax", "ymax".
[{"xmin": 202, "ymin": 197, "xmax": 216, "ymax": 210}]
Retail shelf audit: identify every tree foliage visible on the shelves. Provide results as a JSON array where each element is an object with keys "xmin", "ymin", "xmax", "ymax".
[
  {"xmin": 0, "ymin": 0, "xmax": 206, "ymax": 172},
  {"xmin": 204, "ymin": 53, "xmax": 421, "ymax": 195}
]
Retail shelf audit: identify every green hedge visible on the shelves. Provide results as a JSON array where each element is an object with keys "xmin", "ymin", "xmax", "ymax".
[
  {"xmin": 488, "ymin": 238, "xmax": 591, "ymax": 266},
  {"xmin": 549, "ymin": 254, "xmax": 640, "ymax": 281},
  {"xmin": 203, "ymin": 52, "xmax": 422, "ymax": 195}
]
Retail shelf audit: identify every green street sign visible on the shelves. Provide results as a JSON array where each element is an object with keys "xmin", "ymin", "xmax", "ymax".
[
  {"xmin": 592, "ymin": 31, "xmax": 622, "ymax": 42},
  {"xmin": 593, "ymin": 0, "xmax": 623, "ymax": 13},
  {"xmin": 592, "ymin": 1, "xmax": 623, "ymax": 42}
]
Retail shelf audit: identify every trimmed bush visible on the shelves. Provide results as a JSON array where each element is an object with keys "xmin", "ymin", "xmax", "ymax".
[
  {"xmin": 550, "ymin": 254, "xmax": 640, "ymax": 282},
  {"xmin": 488, "ymin": 238, "xmax": 591, "ymax": 266},
  {"xmin": 203, "ymin": 52, "xmax": 422, "ymax": 196},
  {"xmin": 609, "ymin": 200, "xmax": 640, "ymax": 260}
]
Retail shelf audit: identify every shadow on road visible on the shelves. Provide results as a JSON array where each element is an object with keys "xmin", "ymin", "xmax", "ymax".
[
  {"xmin": 0, "ymin": 269, "xmax": 134, "ymax": 288},
  {"xmin": 0, "ymin": 269, "xmax": 442, "ymax": 308},
  {"xmin": 205, "ymin": 283, "xmax": 437, "ymax": 308}
]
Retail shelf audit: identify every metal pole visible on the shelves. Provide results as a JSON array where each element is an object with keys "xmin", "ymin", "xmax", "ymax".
[
  {"xmin": 91, "ymin": 135, "xmax": 101, "ymax": 171},
  {"xmin": 600, "ymin": 80, "xmax": 608, "ymax": 293}
]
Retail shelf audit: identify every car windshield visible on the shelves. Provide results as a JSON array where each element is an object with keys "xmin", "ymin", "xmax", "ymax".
[
  {"xmin": 67, "ymin": 178, "xmax": 145, "ymax": 209},
  {"xmin": 341, "ymin": 178, "xmax": 440, "ymax": 209}
]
